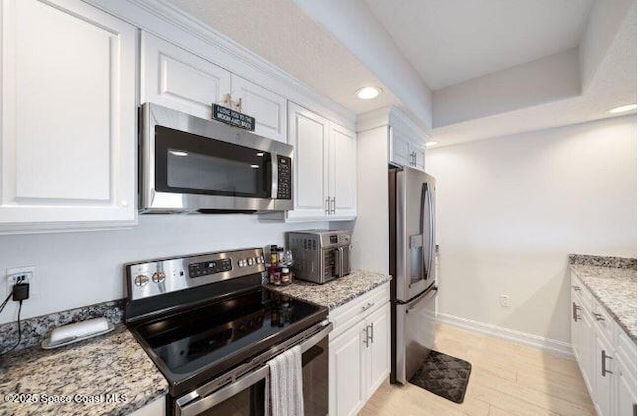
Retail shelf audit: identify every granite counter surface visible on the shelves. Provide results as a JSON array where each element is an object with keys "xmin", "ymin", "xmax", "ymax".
[
  {"xmin": 0, "ymin": 325, "xmax": 168, "ymax": 416},
  {"xmin": 570, "ymin": 263, "xmax": 637, "ymax": 343},
  {"xmin": 268, "ymin": 269, "xmax": 391, "ymax": 310}
]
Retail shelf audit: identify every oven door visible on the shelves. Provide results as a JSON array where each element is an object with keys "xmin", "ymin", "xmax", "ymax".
[
  {"xmin": 175, "ymin": 323, "xmax": 331, "ymax": 416},
  {"xmin": 141, "ymin": 103, "xmax": 293, "ymax": 213}
]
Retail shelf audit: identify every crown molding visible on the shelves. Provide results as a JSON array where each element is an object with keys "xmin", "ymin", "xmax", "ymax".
[{"xmin": 85, "ymin": 0, "xmax": 356, "ymax": 129}]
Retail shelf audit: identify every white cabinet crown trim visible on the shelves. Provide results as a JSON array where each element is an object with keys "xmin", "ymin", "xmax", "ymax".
[{"xmin": 86, "ymin": 0, "xmax": 356, "ymax": 130}]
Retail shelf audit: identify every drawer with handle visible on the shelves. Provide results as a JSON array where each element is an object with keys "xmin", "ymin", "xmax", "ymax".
[{"xmin": 329, "ymin": 282, "xmax": 390, "ymax": 340}]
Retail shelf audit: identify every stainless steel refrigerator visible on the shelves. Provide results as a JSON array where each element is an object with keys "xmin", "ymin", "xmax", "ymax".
[{"xmin": 389, "ymin": 166, "xmax": 438, "ymax": 384}]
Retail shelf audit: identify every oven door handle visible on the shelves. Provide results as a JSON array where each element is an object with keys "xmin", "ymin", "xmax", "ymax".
[{"xmin": 176, "ymin": 320, "xmax": 333, "ymax": 416}]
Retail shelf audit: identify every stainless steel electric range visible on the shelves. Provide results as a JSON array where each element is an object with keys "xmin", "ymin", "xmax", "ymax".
[{"xmin": 124, "ymin": 248, "xmax": 331, "ymax": 416}]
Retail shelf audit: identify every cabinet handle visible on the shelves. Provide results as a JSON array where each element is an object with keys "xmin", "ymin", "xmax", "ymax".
[
  {"xmin": 361, "ymin": 302, "xmax": 374, "ymax": 312},
  {"xmin": 325, "ymin": 197, "xmax": 330, "ymax": 214},
  {"xmin": 601, "ymin": 350, "xmax": 613, "ymax": 377},
  {"xmin": 572, "ymin": 285, "xmax": 581, "ymax": 292},
  {"xmin": 572, "ymin": 302, "xmax": 582, "ymax": 321},
  {"xmin": 368, "ymin": 323, "xmax": 374, "ymax": 344},
  {"xmin": 593, "ymin": 312, "xmax": 605, "ymax": 322},
  {"xmin": 331, "ymin": 197, "xmax": 336, "ymax": 215},
  {"xmin": 363, "ymin": 327, "xmax": 369, "ymax": 348}
]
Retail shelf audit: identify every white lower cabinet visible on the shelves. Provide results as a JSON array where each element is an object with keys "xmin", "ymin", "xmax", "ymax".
[
  {"xmin": 329, "ymin": 283, "xmax": 390, "ymax": 416},
  {"xmin": 570, "ymin": 275, "xmax": 637, "ymax": 416}
]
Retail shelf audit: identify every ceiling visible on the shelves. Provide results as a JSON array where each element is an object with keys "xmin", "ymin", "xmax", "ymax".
[
  {"xmin": 166, "ymin": 0, "xmax": 402, "ymax": 114},
  {"xmin": 364, "ymin": 0, "xmax": 595, "ymax": 90},
  {"xmin": 165, "ymin": 0, "xmax": 635, "ymax": 147}
]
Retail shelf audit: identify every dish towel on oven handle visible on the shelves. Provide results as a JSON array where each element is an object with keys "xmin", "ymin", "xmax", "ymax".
[{"xmin": 265, "ymin": 345, "xmax": 304, "ymax": 416}]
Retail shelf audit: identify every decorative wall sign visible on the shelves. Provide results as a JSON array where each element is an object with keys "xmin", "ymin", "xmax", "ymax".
[{"xmin": 212, "ymin": 104, "xmax": 255, "ymax": 131}]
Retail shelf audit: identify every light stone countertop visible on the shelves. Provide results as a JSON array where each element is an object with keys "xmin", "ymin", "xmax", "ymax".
[
  {"xmin": 268, "ymin": 269, "xmax": 391, "ymax": 310},
  {"xmin": 570, "ymin": 264, "xmax": 637, "ymax": 343},
  {"xmin": 0, "ymin": 325, "xmax": 168, "ymax": 416}
]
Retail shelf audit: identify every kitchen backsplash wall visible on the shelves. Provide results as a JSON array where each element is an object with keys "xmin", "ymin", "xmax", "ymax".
[
  {"xmin": 0, "ymin": 215, "xmax": 327, "ymax": 324},
  {"xmin": 426, "ymin": 114, "xmax": 636, "ymax": 345}
]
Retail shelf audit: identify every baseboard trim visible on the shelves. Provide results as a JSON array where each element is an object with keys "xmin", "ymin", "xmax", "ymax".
[{"xmin": 437, "ymin": 313, "xmax": 574, "ymax": 358}]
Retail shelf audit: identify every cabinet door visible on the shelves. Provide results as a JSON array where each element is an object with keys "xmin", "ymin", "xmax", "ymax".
[
  {"xmin": 230, "ymin": 75, "xmax": 287, "ymax": 143},
  {"xmin": 571, "ymin": 295, "xmax": 581, "ymax": 362},
  {"xmin": 616, "ymin": 360, "xmax": 636, "ymax": 416},
  {"xmin": 0, "ymin": 0, "xmax": 136, "ymax": 230},
  {"xmin": 367, "ymin": 304, "xmax": 391, "ymax": 397},
  {"xmin": 141, "ymin": 32, "xmax": 231, "ymax": 119},
  {"xmin": 329, "ymin": 322, "xmax": 366, "ymax": 416},
  {"xmin": 389, "ymin": 127, "xmax": 411, "ymax": 167},
  {"xmin": 329, "ymin": 123, "xmax": 357, "ymax": 217},
  {"xmin": 287, "ymin": 103, "xmax": 329, "ymax": 218},
  {"xmin": 593, "ymin": 332, "xmax": 614, "ymax": 416},
  {"xmin": 580, "ymin": 304, "xmax": 595, "ymax": 395},
  {"xmin": 413, "ymin": 143, "xmax": 426, "ymax": 171}
]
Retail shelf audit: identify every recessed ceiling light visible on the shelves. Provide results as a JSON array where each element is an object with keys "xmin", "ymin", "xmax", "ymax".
[
  {"xmin": 356, "ymin": 86, "xmax": 382, "ymax": 100},
  {"xmin": 426, "ymin": 141, "xmax": 438, "ymax": 147},
  {"xmin": 608, "ymin": 104, "xmax": 637, "ymax": 114},
  {"xmin": 169, "ymin": 150, "xmax": 188, "ymax": 157}
]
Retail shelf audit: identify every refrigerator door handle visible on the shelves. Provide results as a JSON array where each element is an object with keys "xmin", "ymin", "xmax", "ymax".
[
  {"xmin": 407, "ymin": 286, "xmax": 438, "ymax": 312},
  {"xmin": 427, "ymin": 182, "xmax": 435, "ymax": 282},
  {"xmin": 420, "ymin": 183, "xmax": 434, "ymax": 283}
]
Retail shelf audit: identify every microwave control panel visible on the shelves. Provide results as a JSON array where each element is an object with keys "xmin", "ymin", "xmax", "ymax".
[{"xmin": 277, "ymin": 155, "xmax": 291, "ymax": 200}]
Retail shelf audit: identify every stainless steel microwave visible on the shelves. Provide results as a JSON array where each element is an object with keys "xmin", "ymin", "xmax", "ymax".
[{"xmin": 140, "ymin": 103, "xmax": 293, "ymax": 213}]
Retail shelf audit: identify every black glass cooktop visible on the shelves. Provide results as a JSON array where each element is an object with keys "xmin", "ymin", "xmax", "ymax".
[{"xmin": 130, "ymin": 288, "xmax": 327, "ymax": 396}]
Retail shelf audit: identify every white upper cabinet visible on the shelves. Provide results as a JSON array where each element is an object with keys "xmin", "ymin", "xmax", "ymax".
[
  {"xmin": 287, "ymin": 102, "xmax": 330, "ymax": 219},
  {"xmin": 230, "ymin": 75, "xmax": 287, "ymax": 143},
  {"xmin": 329, "ymin": 123, "xmax": 357, "ymax": 217},
  {"xmin": 141, "ymin": 31, "xmax": 230, "ymax": 119},
  {"xmin": 390, "ymin": 126, "xmax": 426, "ymax": 171},
  {"xmin": 360, "ymin": 107, "xmax": 430, "ymax": 172},
  {"xmin": 0, "ymin": 0, "xmax": 137, "ymax": 232},
  {"xmin": 283, "ymin": 102, "xmax": 356, "ymax": 221},
  {"xmin": 141, "ymin": 32, "xmax": 287, "ymax": 143}
]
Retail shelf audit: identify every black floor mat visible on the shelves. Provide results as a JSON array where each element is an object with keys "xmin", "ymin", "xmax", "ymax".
[{"xmin": 409, "ymin": 349, "xmax": 472, "ymax": 404}]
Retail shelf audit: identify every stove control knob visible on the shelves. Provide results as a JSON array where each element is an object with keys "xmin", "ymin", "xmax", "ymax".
[
  {"xmin": 247, "ymin": 258, "xmax": 255, "ymax": 266},
  {"xmin": 259, "ymin": 255, "xmax": 265, "ymax": 264},
  {"xmin": 134, "ymin": 274, "xmax": 149, "ymax": 287},
  {"xmin": 152, "ymin": 271, "xmax": 166, "ymax": 283},
  {"xmin": 238, "ymin": 259, "xmax": 246, "ymax": 267}
]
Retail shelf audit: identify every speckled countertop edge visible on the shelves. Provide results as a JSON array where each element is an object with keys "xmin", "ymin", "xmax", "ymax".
[
  {"xmin": 569, "ymin": 257, "xmax": 637, "ymax": 343},
  {"xmin": 0, "ymin": 299, "xmax": 124, "ymax": 353},
  {"xmin": 0, "ymin": 325, "xmax": 168, "ymax": 416},
  {"xmin": 268, "ymin": 269, "xmax": 391, "ymax": 310}
]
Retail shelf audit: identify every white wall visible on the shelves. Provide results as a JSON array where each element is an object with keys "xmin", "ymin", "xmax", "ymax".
[
  {"xmin": 0, "ymin": 215, "xmax": 326, "ymax": 324},
  {"xmin": 433, "ymin": 48, "xmax": 580, "ymax": 128},
  {"xmin": 426, "ymin": 115, "xmax": 636, "ymax": 344}
]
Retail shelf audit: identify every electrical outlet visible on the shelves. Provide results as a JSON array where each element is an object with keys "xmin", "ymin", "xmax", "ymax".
[
  {"xmin": 499, "ymin": 294, "xmax": 510, "ymax": 308},
  {"xmin": 6, "ymin": 266, "xmax": 35, "ymax": 296}
]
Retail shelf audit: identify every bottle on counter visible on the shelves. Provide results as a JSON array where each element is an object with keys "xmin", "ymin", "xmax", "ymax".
[{"xmin": 281, "ymin": 267, "xmax": 291, "ymax": 285}]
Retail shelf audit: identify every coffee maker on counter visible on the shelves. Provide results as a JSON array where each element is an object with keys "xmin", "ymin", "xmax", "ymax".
[{"xmin": 286, "ymin": 230, "xmax": 352, "ymax": 285}]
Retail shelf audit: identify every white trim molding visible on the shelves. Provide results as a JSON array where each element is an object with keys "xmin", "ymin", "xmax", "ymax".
[
  {"xmin": 437, "ymin": 312, "xmax": 574, "ymax": 358},
  {"xmin": 85, "ymin": 0, "xmax": 356, "ymax": 130}
]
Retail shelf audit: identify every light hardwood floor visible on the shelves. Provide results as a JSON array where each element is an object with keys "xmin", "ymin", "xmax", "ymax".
[{"xmin": 360, "ymin": 324, "xmax": 595, "ymax": 416}]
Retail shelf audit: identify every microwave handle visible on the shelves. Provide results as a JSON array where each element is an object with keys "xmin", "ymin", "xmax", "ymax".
[{"xmin": 271, "ymin": 152, "xmax": 279, "ymax": 199}]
